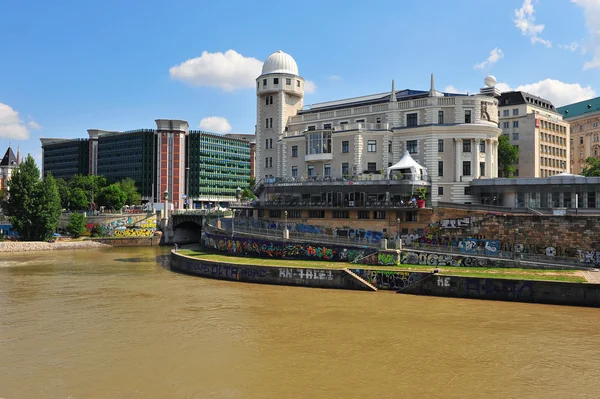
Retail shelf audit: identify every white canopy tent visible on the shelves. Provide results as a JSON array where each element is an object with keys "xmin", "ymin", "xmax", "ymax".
[{"xmin": 387, "ymin": 150, "xmax": 428, "ymax": 180}]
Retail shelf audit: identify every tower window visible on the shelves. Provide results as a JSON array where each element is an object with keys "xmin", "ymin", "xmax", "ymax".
[
  {"xmin": 263, "ymin": 79, "xmax": 267, "ymax": 87},
  {"xmin": 465, "ymin": 110, "xmax": 472, "ymax": 123},
  {"xmin": 286, "ymin": 78, "xmax": 291, "ymax": 85},
  {"xmin": 438, "ymin": 111, "xmax": 444, "ymax": 124},
  {"xmin": 297, "ymin": 80, "xmax": 300, "ymax": 87},
  {"xmin": 273, "ymin": 78, "xmax": 279, "ymax": 85}
]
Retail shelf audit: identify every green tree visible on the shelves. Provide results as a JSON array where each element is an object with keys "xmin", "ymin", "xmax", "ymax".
[
  {"xmin": 66, "ymin": 212, "xmax": 86, "ymax": 238},
  {"xmin": 98, "ymin": 183, "xmax": 126, "ymax": 210},
  {"xmin": 241, "ymin": 188, "xmax": 256, "ymax": 200},
  {"xmin": 69, "ymin": 174, "xmax": 107, "ymax": 205},
  {"xmin": 55, "ymin": 178, "xmax": 70, "ymax": 210},
  {"xmin": 69, "ymin": 187, "xmax": 89, "ymax": 211},
  {"xmin": 118, "ymin": 178, "xmax": 141, "ymax": 205},
  {"xmin": 498, "ymin": 135, "xmax": 519, "ymax": 177},
  {"xmin": 249, "ymin": 177, "xmax": 256, "ymax": 188},
  {"xmin": 1, "ymin": 156, "xmax": 62, "ymax": 241},
  {"xmin": 581, "ymin": 157, "xmax": 600, "ymax": 177}
]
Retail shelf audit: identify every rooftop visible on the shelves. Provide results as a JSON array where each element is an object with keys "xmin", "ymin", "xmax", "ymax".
[
  {"xmin": 497, "ymin": 91, "xmax": 558, "ymax": 113},
  {"xmin": 557, "ymin": 96, "xmax": 600, "ymax": 120}
]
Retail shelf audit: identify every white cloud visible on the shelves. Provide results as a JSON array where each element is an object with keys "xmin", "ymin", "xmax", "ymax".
[
  {"xmin": 198, "ymin": 116, "xmax": 232, "ymax": 134},
  {"xmin": 444, "ymin": 85, "xmax": 468, "ymax": 94},
  {"xmin": 169, "ymin": 50, "xmax": 263, "ymax": 91},
  {"xmin": 304, "ymin": 80, "xmax": 317, "ymax": 93},
  {"xmin": 329, "ymin": 75, "xmax": 342, "ymax": 81},
  {"xmin": 28, "ymin": 121, "xmax": 41, "ymax": 130},
  {"xmin": 496, "ymin": 78, "xmax": 596, "ymax": 106},
  {"xmin": 0, "ymin": 102, "xmax": 31, "ymax": 140},
  {"xmin": 558, "ymin": 42, "xmax": 580, "ymax": 52},
  {"xmin": 571, "ymin": 0, "xmax": 600, "ymax": 70},
  {"xmin": 474, "ymin": 48, "xmax": 504, "ymax": 70},
  {"xmin": 514, "ymin": 0, "xmax": 552, "ymax": 48}
]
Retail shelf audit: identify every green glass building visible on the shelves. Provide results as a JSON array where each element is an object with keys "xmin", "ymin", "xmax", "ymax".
[
  {"xmin": 188, "ymin": 131, "xmax": 251, "ymax": 206},
  {"xmin": 40, "ymin": 138, "xmax": 90, "ymax": 180}
]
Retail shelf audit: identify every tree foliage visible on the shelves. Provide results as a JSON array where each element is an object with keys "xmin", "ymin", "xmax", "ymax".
[
  {"xmin": 98, "ymin": 183, "xmax": 126, "ymax": 210},
  {"xmin": 55, "ymin": 178, "xmax": 70, "ymax": 209},
  {"xmin": 118, "ymin": 178, "xmax": 141, "ymax": 205},
  {"xmin": 498, "ymin": 135, "xmax": 519, "ymax": 178},
  {"xmin": 581, "ymin": 157, "xmax": 600, "ymax": 177},
  {"xmin": 1, "ymin": 155, "xmax": 62, "ymax": 241},
  {"xmin": 241, "ymin": 188, "xmax": 256, "ymax": 200},
  {"xmin": 69, "ymin": 174, "xmax": 107, "ymax": 206},
  {"xmin": 69, "ymin": 187, "xmax": 89, "ymax": 211},
  {"xmin": 66, "ymin": 212, "xmax": 86, "ymax": 238}
]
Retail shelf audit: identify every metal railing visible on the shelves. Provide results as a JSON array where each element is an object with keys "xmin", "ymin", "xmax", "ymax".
[{"xmin": 263, "ymin": 174, "xmax": 431, "ymax": 184}]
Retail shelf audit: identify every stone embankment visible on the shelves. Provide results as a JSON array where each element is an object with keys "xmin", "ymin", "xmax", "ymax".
[{"xmin": 0, "ymin": 240, "xmax": 110, "ymax": 253}]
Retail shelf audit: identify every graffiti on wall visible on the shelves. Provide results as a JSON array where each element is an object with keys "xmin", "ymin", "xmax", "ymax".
[
  {"xmin": 351, "ymin": 269, "xmax": 429, "ymax": 290},
  {"xmin": 86, "ymin": 217, "xmax": 157, "ymax": 237},
  {"xmin": 439, "ymin": 217, "xmax": 470, "ymax": 229},
  {"xmin": 278, "ymin": 268, "xmax": 334, "ymax": 280},
  {"xmin": 202, "ymin": 232, "xmax": 376, "ymax": 262},
  {"xmin": 399, "ymin": 250, "xmax": 490, "ymax": 267}
]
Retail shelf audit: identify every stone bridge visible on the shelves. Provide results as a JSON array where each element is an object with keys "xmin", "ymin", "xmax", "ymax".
[{"xmin": 162, "ymin": 213, "xmax": 205, "ymax": 245}]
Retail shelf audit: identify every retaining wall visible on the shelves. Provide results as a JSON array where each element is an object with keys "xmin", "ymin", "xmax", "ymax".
[{"xmin": 93, "ymin": 237, "xmax": 160, "ymax": 246}]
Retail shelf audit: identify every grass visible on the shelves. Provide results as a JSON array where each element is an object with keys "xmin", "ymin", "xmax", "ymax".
[{"xmin": 177, "ymin": 248, "xmax": 587, "ymax": 283}]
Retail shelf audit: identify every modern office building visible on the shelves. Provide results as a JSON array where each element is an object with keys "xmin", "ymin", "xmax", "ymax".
[
  {"xmin": 557, "ymin": 96, "xmax": 600, "ymax": 175},
  {"xmin": 41, "ymin": 120, "xmax": 252, "ymax": 209},
  {"xmin": 188, "ymin": 131, "xmax": 251, "ymax": 205},
  {"xmin": 40, "ymin": 138, "xmax": 89, "ymax": 180},
  {"xmin": 224, "ymin": 133, "xmax": 256, "ymax": 179},
  {"xmin": 255, "ymin": 50, "xmax": 502, "ymax": 205},
  {"xmin": 497, "ymin": 91, "xmax": 570, "ymax": 178}
]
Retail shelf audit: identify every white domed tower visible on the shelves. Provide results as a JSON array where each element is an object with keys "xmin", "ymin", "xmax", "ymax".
[{"xmin": 256, "ymin": 50, "xmax": 305, "ymax": 180}]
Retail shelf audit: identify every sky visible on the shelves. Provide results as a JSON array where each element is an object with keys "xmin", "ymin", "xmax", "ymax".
[{"xmin": 1, "ymin": 0, "xmax": 600, "ymax": 166}]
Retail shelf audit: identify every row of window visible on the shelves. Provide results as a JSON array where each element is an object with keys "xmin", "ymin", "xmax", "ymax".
[
  {"xmin": 261, "ymin": 77, "xmax": 301, "ymax": 88},
  {"xmin": 501, "ymin": 109, "xmax": 520, "ymax": 117},
  {"xmin": 265, "ymin": 138, "xmax": 273, "ymax": 149},
  {"xmin": 540, "ymin": 158, "xmax": 567, "ymax": 168},
  {"xmin": 542, "ymin": 133, "xmax": 566, "ymax": 146},
  {"xmin": 501, "ymin": 121, "xmax": 519, "ymax": 129},
  {"xmin": 265, "ymin": 157, "xmax": 273, "ymax": 168},
  {"xmin": 540, "ymin": 145, "xmax": 566, "ymax": 157},
  {"xmin": 266, "ymin": 209, "xmax": 420, "ymax": 222}
]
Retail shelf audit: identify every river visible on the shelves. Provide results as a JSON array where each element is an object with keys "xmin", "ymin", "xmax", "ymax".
[{"xmin": 1, "ymin": 246, "xmax": 599, "ymax": 399}]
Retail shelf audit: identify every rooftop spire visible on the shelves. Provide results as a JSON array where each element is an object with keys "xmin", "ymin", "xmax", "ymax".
[
  {"xmin": 429, "ymin": 73, "xmax": 435, "ymax": 96},
  {"xmin": 390, "ymin": 79, "xmax": 397, "ymax": 102},
  {"xmin": 16, "ymin": 145, "xmax": 20, "ymax": 165}
]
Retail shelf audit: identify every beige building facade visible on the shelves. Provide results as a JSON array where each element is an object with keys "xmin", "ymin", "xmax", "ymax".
[
  {"xmin": 557, "ymin": 97, "xmax": 600, "ymax": 175},
  {"xmin": 497, "ymin": 91, "xmax": 570, "ymax": 178},
  {"xmin": 255, "ymin": 51, "xmax": 502, "ymax": 204}
]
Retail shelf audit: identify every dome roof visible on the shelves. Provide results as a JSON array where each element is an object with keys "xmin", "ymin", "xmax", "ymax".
[{"xmin": 261, "ymin": 50, "xmax": 298, "ymax": 75}]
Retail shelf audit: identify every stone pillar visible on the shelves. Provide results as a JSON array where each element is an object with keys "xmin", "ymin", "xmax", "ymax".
[
  {"xmin": 455, "ymin": 138, "xmax": 462, "ymax": 182},
  {"xmin": 493, "ymin": 141, "xmax": 499, "ymax": 178},
  {"xmin": 474, "ymin": 139, "xmax": 480, "ymax": 178},
  {"xmin": 485, "ymin": 139, "xmax": 492, "ymax": 177}
]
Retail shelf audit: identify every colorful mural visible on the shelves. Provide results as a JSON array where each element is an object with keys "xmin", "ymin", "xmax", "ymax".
[{"xmin": 87, "ymin": 216, "xmax": 157, "ymax": 237}]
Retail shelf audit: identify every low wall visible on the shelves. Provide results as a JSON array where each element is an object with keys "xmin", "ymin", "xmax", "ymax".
[
  {"xmin": 93, "ymin": 237, "xmax": 160, "ymax": 246},
  {"xmin": 171, "ymin": 252, "xmax": 372, "ymax": 291}
]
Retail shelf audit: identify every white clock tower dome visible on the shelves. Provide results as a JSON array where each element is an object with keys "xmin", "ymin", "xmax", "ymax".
[{"xmin": 256, "ymin": 51, "xmax": 304, "ymax": 180}]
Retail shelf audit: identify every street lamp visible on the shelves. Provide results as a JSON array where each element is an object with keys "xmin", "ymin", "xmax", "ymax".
[
  {"xmin": 396, "ymin": 217, "xmax": 401, "ymax": 250},
  {"xmin": 235, "ymin": 187, "xmax": 242, "ymax": 203},
  {"xmin": 284, "ymin": 210, "xmax": 289, "ymax": 240}
]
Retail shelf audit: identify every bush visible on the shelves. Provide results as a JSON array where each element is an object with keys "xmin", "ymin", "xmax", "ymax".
[{"xmin": 66, "ymin": 213, "xmax": 86, "ymax": 238}]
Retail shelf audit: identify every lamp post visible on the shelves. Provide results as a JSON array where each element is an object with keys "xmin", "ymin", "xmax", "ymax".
[
  {"xmin": 396, "ymin": 217, "xmax": 402, "ymax": 250},
  {"xmin": 185, "ymin": 166, "xmax": 190, "ymax": 210},
  {"xmin": 284, "ymin": 210, "xmax": 289, "ymax": 240},
  {"xmin": 163, "ymin": 190, "xmax": 169, "ymax": 220}
]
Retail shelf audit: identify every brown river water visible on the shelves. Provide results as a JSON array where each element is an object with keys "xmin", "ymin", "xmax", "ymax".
[{"xmin": 1, "ymin": 246, "xmax": 600, "ymax": 399}]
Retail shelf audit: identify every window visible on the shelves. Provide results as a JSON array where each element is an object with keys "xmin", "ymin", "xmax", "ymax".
[
  {"xmin": 580, "ymin": 137, "xmax": 584, "ymax": 144},
  {"xmin": 367, "ymin": 140, "xmax": 377, "ymax": 152},
  {"xmin": 388, "ymin": 142, "xmax": 392, "ymax": 153},
  {"xmin": 308, "ymin": 210, "xmax": 325, "ymax": 218},
  {"xmin": 503, "ymin": 122, "xmax": 509, "ymax": 129},
  {"xmin": 438, "ymin": 139, "xmax": 444, "ymax": 152},
  {"xmin": 503, "ymin": 110, "xmax": 509, "ymax": 117},
  {"xmin": 323, "ymin": 123, "xmax": 332, "ymax": 129},
  {"xmin": 438, "ymin": 110, "xmax": 444, "ymax": 124},
  {"xmin": 513, "ymin": 121, "xmax": 519, "ymax": 128},
  {"xmin": 464, "ymin": 187, "xmax": 472, "ymax": 195},
  {"xmin": 342, "ymin": 141, "xmax": 349, "ymax": 153},
  {"xmin": 339, "ymin": 121, "xmax": 348, "ymax": 125},
  {"xmin": 580, "ymin": 125, "xmax": 584, "ymax": 131},
  {"xmin": 269, "ymin": 210, "xmax": 281, "ymax": 218},
  {"xmin": 367, "ymin": 162, "xmax": 377, "ymax": 172},
  {"xmin": 269, "ymin": 157, "xmax": 273, "ymax": 168},
  {"xmin": 307, "ymin": 125, "xmax": 316, "ymax": 131},
  {"xmin": 265, "ymin": 118, "xmax": 269, "ymax": 128},
  {"xmin": 333, "ymin": 211, "xmax": 349, "ymax": 219},
  {"xmin": 438, "ymin": 161, "xmax": 444, "ymax": 177},
  {"xmin": 288, "ymin": 210, "xmax": 301, "ymax": 218},
  {"xmin": 594, "ymin": 122, "xmax": 599, "ymax": 128},
  {"xmin": 480, "ymin": 162, "xmax": 485, "ymax": 176},
  {"xmin": 463, "ymin": 140, "xmax": 471, "ymax": 152},
  {"xmin": 479, "ymin": 140, "xmax": 486, "ymax": 153},
  {"xmin": 376, "ymin": 117, "xmax": 381, "ymax": 123},
  {"xmin": 438, "ymin": 186, "xmax": 444, "ymax": 195},
  {"xmin": 273, "ymin": 78, "xmax": 279, "ymax": 85},
  {"xmin": 307, "ymin": 165, "xmax": 314, "ymax": 176},
  {"xmin": 406, "ymin": 212, "xmax": 418, "ymax": 222},
  {"xmin": 358, "ymin": 211, "xmax": 370, "ymax": 219},
  {"xmin": 465, "ymin": 110, "xmax": 472, "ymax": 123},
  {"xmin": 265, "ymin": 97, "xmax": 269, "ymax": 106},
  {"xmin": 291, "ymin": 166, "xmax": 298, "ymax": 177},
  {"xmin": 513, "ymin": 109, "xmax": 519, "ymax": 116},
  {"xmin": 286, "ymin": 78, "xmax": 291, "ymax": 85},
  {"xmin": 297, "ymin": 80, "xmax": 300, "ymax": 87},
  {"xmin": 407, "ymin": 113, "xmax": 418, "ymax": 127},
  {"xmin": 355, "ymin": 119, "xmax": 365, "ymax": 123},
  {"xmin": 269, "ymin": 138, "xmax": 273, "ymax": 149},
  {"xmin": 341, "ymin": 162, "xmax": 349, "ymax": 177},
  {"xmin": 291, "ymin": 145, "xmax": 298, "ymax": 157},
  {"xmin": 269, "ymin": 118, "xmax": 273, "ymax": 128},
  {"xmin": 263, "ymin": 79, "xmax": 267, "ymax": 87},
  {"xmin": 463, "ymin": 161, "xmax": 471, "ymax": 176},
  {"xmin": 513, "ymin": 133, "xmax": 519, "ymax": 140},
  {"xmin": 373, "ymin": 211, "xmax": 386, "ymax": 219},
  {"xmin": 407, "ymin": 140, "xmax": 417, "ymax": 154},
  {"xmin": 324, "ymin": 164, "xmax": 331, "ymax": 176},
  {"xmin": 265, "ymin": 138, "xmax": 269, "ymax": 149}
]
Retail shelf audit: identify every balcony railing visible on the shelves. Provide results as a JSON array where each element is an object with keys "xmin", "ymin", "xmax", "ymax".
[
  {"xmin": 285, "ymin": 123, "xmax": 390, "ymax": 137},
  {"xmin": 263, "ymin": 174, "xmax": 431, "ymax": 185}
]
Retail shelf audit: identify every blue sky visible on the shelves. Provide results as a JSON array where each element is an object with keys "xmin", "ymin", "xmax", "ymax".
[{"xmin": 1, "ymin": 0, "xmax": 599, "ymax": 165}]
